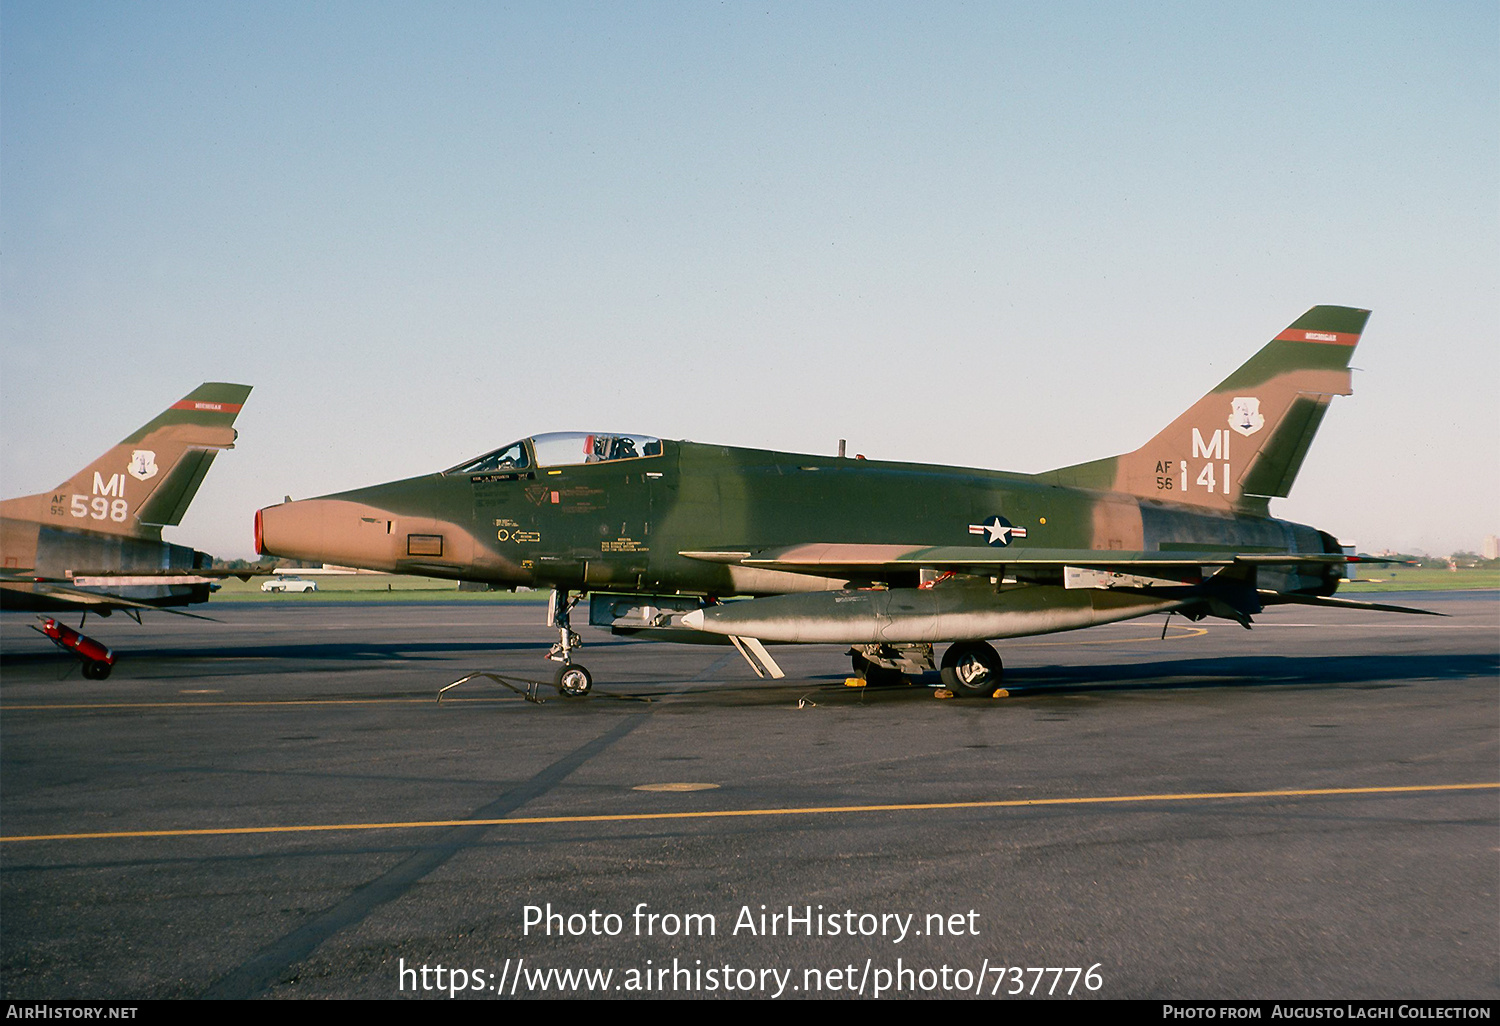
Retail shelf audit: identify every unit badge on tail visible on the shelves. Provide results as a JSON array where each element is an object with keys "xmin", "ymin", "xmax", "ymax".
[
  {"xmin": 1229, "ymin": 397, "xmax": 1264, "ymax": 437},
  {"xmin": 968, "ymin": 515, "xmax": 1027, "ymax": 546},
  {"xmin": 128, "ymin": 450, "xmax": 159, "ymax": 481}
]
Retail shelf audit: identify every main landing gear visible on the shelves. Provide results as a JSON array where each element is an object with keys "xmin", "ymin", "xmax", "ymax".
[
  {"xmin": 546, "ymin": 588, "xmax": 592, "ymax": 697},
  {"xmin": 939, "ymin": 641, "xmax": 1004, "ymax": 697},
  {"xmin": 849, "ymin": 651, "xmax": 909, "ymax": 688},
  {"xmin": 849, "ymin": 641, "xmax": 1004, "ymax": 697},
  {"xmin": 533, "ymin": 591, "xmax": 1005, "ymax": 701}
]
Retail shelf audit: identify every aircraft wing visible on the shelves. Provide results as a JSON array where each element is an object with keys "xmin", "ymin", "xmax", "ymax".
[
  {"xmin": 683, "ymin": 544, "xmax": 1360, "ymax": 575},
  {"xmin": 679, "ymin": 546, "xmax": 1441, "ymax": 617}
]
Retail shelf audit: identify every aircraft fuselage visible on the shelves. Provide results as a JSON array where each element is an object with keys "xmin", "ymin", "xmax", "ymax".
[
  {"xmin": 255, "ymin": 437, "xmax": 1339, "ymax": 600},
  {"xmin": 0, "ymin": 517, "xmax": 216, "ymax": 610}
]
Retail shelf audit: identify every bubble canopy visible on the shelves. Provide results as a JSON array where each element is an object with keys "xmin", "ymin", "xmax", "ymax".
[{"xmin": 447, "ymin": 432, "xmax": 662, "ymax": 474}]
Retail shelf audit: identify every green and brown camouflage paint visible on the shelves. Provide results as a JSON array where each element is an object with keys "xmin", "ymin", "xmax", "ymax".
[{"xmin": 256, "ymin": 308, "xmax": 1365, "ymax": 607}]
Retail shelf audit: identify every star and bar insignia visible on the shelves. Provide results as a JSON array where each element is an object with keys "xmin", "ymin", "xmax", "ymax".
[{"xmin": 967, "ymin": 515, "xmax": 1027, "ymax": 547}]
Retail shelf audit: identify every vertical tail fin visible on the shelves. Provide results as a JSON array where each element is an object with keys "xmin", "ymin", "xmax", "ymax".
[
  {"xmin": 1041, "ymin": 307, "xmax": 1369, "ymax": 513},
  {"xmin": 0, "ymin": 383, "xmax": 252, "ymax": 539}
]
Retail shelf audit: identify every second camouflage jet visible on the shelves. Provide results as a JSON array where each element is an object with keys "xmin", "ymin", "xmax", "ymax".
[
  {"xmin": 255, "ymin": 306, "xmax": 1431, "ymax": 697},
  {"xmin": 2, "ymin": 383, "xmax": 253, "ymax": 677}
]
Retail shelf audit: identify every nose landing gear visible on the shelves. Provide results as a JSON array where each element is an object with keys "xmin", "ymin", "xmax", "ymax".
[
  {"xmin": 441, "ymin": 586, "xmax": 597, "ymax": 703},
  {"xmin": 546, "ymin": 588, "xmax": 592, "ymax": 697}
]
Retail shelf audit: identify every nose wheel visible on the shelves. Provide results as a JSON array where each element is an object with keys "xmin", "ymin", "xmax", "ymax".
[{"xmin": 554, "ymin": 663, "xmax": 593, "ymax": 697}]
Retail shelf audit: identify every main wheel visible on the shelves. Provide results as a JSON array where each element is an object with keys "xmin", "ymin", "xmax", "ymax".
[
  {"xmin": 554, "ymin": 663, "xmax": 593, "ymax": 697},
  {"xmin": 939, "ymin": 641, "xmax": 1002, "ymax": 697},
  {"xmin": 850, "ymin": 653, "xmax": 905, "ymax": 688},
  {"xmin": 82, "ymin": 659, "xmax": 112, "ymax": 680}
]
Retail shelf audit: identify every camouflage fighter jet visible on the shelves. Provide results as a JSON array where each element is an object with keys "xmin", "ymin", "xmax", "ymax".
[
  {"xmin": 1, "ymin": 383, "xmax": 253, "ymax": 677},
  {"xmin": 256, "ymin": 307, "xmax": 1432, "ymax": 697}
]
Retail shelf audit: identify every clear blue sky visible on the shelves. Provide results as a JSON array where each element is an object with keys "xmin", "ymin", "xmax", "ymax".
[{"xmin": 3, "ymin": 1, "xmax": 1495, "ymax": 559}]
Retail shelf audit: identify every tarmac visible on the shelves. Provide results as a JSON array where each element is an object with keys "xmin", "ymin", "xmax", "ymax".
[{"xmin": 1, "ymin": 591, "xmax": 1496, "ymax": 1000}]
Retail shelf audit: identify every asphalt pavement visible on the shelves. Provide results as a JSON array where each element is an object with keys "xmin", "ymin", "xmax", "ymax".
[{"xmin": 1, "ymin": 591, "xmax": 1495, "ymax": 1000}]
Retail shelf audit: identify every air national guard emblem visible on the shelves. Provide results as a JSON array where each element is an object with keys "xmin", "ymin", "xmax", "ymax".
[
  {"xmin": 127, "ymin": 450, "xmax": 159, "ymax": 481},
  {"xmin": 1229, "ymin": 397, "xmax": 1265, "ymax": 437},
  {"xmin": 968, "ymin": 515, "xmax": 1027, "ymax": 547}
]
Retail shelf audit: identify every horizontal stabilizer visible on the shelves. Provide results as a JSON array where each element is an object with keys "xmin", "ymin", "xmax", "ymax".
[
  {"xmin": 1258, "ymin": 592, "xmax": 1445, "ymax": 616},
  {"xmin": 60, "ymin": 566, "xmax": 273, "ymax": 580}
]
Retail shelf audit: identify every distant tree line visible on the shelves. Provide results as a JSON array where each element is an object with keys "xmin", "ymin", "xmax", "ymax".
[
  {"xmin": 1361, "ymin": 552, "xmax": 1500, "ymax": 570},
  {"xmin": 211, "ymin": 557, "xmax": 321, "ymax": 570}
]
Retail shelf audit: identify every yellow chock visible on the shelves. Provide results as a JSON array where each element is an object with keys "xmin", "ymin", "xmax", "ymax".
[
  {"xmin": 991, "ymin": 688, "xmax": 1010, "ymax": 699},
  {"xmin": 933, "ymin": 688, "xmax": 955, "ymax": 699},
  {"xmin": 844, "ymin": 677, "xmax": 867, "ymax": 688}
]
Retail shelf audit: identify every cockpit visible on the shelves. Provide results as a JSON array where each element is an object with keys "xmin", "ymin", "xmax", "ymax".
[{"xmin": 447, "ymin": 432, "xmax": 662, "ymax": 475}]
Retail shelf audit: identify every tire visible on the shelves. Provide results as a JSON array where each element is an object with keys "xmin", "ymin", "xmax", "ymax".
[
  {"xmin": 83, "ymin": 659, "xmax": 112, "ymax": 680},
  {"xmin": 554, "ymin": 663, "xmax": 593, "ymax": 697},
  {"xmin": 939, "ymin": 641, "xmax": 1002, "ymax": 697}
]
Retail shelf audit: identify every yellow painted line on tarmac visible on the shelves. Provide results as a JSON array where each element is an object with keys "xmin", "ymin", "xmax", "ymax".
[{"xmin": 3, "ymin": 782, "xmax": 1493, "ymax": 844}]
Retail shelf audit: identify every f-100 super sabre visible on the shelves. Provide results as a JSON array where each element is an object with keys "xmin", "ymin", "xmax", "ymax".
[{"xmin": 255, "ymin": 306, "xmax": 1431, "ymax": 697}]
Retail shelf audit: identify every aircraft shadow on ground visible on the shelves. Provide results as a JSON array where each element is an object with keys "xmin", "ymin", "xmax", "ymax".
[
  {"xmin": 1008, "ymin": 652, "xmax": 1497, "ymax": 691},
  {"xmin": 612, "ymin": 651, "xmax": 1498, "ymax": 707},
  {"xmin": 0, "ymin": 643, "xmax": 1492, "ymax": 696},
  {"xmin": 0, "ymin": 639, "xmax": 552, "ymax": 670}
]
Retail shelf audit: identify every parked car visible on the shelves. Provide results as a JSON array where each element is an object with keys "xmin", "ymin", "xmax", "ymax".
[{"xmin": 262, "ymin": 576, "xmax": 318, "ymax": 593}]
